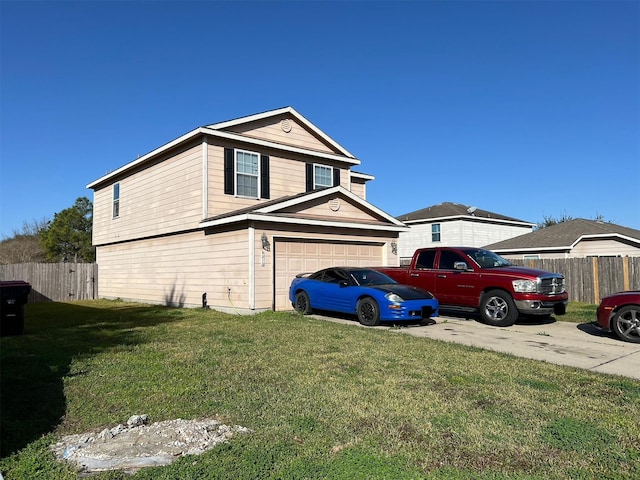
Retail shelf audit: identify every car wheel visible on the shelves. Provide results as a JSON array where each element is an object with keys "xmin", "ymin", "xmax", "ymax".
[
  {"xmin": 293, "ymin": 291, "xmax": 312, "ymax": 315},
  {"xmin": 357, "ymin": 297, "xmax": 380, "ymax": 326},
  {"xmin": 479, "ymin": 290, "xmax": 518, "ymax": 327},
  {"xmin": 612, "ymin": 305, "xmax": 640, "ymax": 343}
]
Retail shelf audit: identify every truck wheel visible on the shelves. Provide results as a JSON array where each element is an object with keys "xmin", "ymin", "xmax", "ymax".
[
  {"xmin": 480, "ymin": 290, "xmax": 518, "ymax": 327},
  {"xmin": 293, "ymin": 291, "xmax": 312, "ymax": 315},
  {"xmin": 611, "ymin": 305, "xmax": 640, "ymax": 343},
  {"xmin": 357, "ymin": 297, "xmax": 380, "ymax": 326}
]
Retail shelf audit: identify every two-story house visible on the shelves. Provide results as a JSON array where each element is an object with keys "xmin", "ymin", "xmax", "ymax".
[
  {"xmin": 87, "ymin": 107, "xmax": 407, "ymax": 312},
  {"xmin": 395, "ymin": 202, "xmax": 535, "ymax": 261}
]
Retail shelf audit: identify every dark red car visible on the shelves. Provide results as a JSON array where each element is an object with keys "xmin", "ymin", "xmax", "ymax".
[{"xmin": 596, "ymin": 291, "xmax": 640, "ymax": 343}]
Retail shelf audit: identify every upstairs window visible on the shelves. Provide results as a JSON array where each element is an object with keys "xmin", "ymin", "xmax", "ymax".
[
  {"xmin": 112, "ymin": 183, "xmax": 120, "ymax": 218},
  {"xmin": 236, "ymin": 150, "xmax": 259, "ymax": 198},
  {"xmin": 314, "ymin": 164, "xmax": 333, "ymax": 189},
  {"xmin": 306, "ymin": 163, "xmax": 340, "ymax": 192},
  {"xmin": 431, "ymin": 223, "xmax": 441, "ymax": 242},
  {"xmin": 224, "ymin": 148, "xmax": 269, "ymax": 199}
]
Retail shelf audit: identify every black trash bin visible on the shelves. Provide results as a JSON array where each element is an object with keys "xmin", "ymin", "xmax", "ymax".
[{"xmin": 0, "ymin": 280, "xmax": 32, "ymax": 336}]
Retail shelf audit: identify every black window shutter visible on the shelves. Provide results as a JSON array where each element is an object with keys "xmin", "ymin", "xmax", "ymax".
[
  {"xmin": 260, "ymin": 155, "xmax": 270, "ymax": 199},
  {"xmin": 305, "ymin": 163, "xmax": 314, "ymax": 192},
  {"xmin": 224, "ymin": 148, "xmax": 234, "ymax": 195},
  {"xmin": 333, "ymin": 168, "xmax": 340, "ymax": 187}
]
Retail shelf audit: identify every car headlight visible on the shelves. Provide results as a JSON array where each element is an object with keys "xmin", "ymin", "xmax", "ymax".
[
  {"xmin": 385, "ymin": 292, "xmax": 404, "ymax": 303},
  {"xmin": 512, "ymin": 279, "xmax": 538, "ymax": 293}
]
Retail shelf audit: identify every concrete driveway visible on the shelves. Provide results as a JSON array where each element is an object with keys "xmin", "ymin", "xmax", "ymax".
[{"xmin": 310, "ymin": 313, "xmax": 640, "ymax": 380}]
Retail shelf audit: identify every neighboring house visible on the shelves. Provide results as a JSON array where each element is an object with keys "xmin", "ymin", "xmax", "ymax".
[
  {"xmin": 485, "ymin": 218, "xmax": 640, "ymax": 259},
  {"xmin": 87, "ymin": 107, "xmax": 407, "ymax": 313},
  {"xmin": 395, "ymin": 202, "xmax": 535, "ymax": 259}
]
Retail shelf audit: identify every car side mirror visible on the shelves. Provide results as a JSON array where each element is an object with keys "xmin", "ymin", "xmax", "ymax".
[
  {"xmin": 454, "ymin": 261, "xmax": 469, "ymax": 271},
  {"xmin": 339, "ymin": 280, "xmax": 349, "ymax": 288}
]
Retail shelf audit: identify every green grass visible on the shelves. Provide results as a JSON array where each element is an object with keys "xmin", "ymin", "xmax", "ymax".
[
  {"xmin": 1, "ymin": 300, "xmax": 637, "ymax": 479},
  {"xmin": 563, "ymin": 301, "xmax": 598, "ymax": 324}
]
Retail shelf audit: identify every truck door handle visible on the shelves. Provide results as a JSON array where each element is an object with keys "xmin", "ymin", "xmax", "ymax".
[
  {"xmin": 437, "ymin": 274, "xmax": 447, "ymax": 278},
  {"xmin": 410, "ymin": 273, "xmax": 419, "ymax": 277}
]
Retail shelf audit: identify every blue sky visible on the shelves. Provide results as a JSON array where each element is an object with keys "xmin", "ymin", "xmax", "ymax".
[{"xmin": 1, "ymin": 0, "xmax": 639, "ymax": 238}]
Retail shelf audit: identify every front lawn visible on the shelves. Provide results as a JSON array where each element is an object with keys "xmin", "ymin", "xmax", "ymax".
[{"xmin": 1, "ymin": 300, "xmax": 637, "ymax": 479}]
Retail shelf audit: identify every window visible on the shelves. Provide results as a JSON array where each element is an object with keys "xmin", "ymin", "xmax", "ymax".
[
  {"xmin": 112, "ymin": 183, "xmax": 120, "ymax": 218},
  {"xmin": 314, "ymin": 164, "xmax": 333, "ymax": 189},
  {"xmin": 236, "ymin": 150, "xmax": 259, "ymax": 198},
  {"xmin": 431, "ymin": 223, "xmax": 441, "ymax": 242},
  {"xmin": 416, "ymin": 250, "xmax": 435, "ymax": 269},
  {"xmin": 438, "ymin": 250, "xmax": 465, "ymax": 270}
]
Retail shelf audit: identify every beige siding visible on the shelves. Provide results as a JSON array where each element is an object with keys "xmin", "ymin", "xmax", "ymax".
[
  {"xmin": 280, "ymin": 195, "xmax": 386, "ymax": 224},
  {"xmin": 350, "ymin": 181, "xmax": 366, "ymax": 200},
  {"xmin": 223, "ymin": 116, "xmax": 336, "ymax": 154},
  {"xmin": 205, "ymin": 142, "xmax": 351, "ymax": 219},
  {"xmin": 96, "ymin": 230, "xmax": 250, "ymax": 310},
  {"xmin": 93, "ymin": 144, "xmax": 203, "ymax": 245},
  {"xmin": 572, "ymin": 239, "xmax": 640, "ymax": 257}
]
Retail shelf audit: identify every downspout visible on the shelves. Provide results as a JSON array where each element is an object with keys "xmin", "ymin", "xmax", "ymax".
[
  {"xmin": 248, "ymin": 224, "xmax": 255, "ymax": 310},
  {"xmin": 202, "ymin": 138, "xmax": 208, "ymax": 219}
]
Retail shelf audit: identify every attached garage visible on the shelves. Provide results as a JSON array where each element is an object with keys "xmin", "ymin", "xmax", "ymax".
[{"xmin": 273, "ymin": 238, "xmax": 385, "ymax": 310}]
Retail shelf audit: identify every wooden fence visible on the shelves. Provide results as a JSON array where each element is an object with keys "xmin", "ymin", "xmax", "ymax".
[
  {"xmin": 399, "ymin": 256, "xmax": 640, "ymax": 304},
  {"xmin": 0, "ymin": 263, "xmax": 98, "ymax": 302},
  {"xmin": 2, "ymin": 257, "xmax": 639, "ymax": 305}
]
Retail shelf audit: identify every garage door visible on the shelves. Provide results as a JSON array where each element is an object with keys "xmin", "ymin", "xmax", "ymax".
[{"xmin": 274, "ymin": 239, "xmax": 384, "ymax": 311}]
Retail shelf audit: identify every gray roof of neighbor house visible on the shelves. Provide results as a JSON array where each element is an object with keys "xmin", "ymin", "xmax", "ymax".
[
  {"xmin": 397, "ymin": 202, "xmax": 533, "ymax": 225},
  {"xmin": 485, "ymin": 218, "xmax": 640, "ymax": 250}
]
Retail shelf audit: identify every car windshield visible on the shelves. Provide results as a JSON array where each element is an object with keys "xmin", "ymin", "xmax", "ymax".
[
  {"xmin": 346, "ymin": 269, "xmax": 397, "ymax": 286},
  {"xmin": 463, "ymin": 249, "xmax": 512, "ymax": 268}
]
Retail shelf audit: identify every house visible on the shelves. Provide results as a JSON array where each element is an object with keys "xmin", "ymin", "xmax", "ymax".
[
  {"xmin": 484, "ymin": 218, "xmax": 640, "ymax": 259},
  {"xmin": 395, "ymin": 202, "xmax": 535, "ymax": 259},
  {"xmin": 87, "ymin": 107, "xmax": 407, "ymax": 313}
]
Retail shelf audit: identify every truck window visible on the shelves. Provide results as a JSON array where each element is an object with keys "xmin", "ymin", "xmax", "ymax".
[
  {"xmin": 416, "ymin": 250, "xmax": 435, "ymax": 269},
  {"xmin": 438, "ymin": 250, "xmax": 465, "ymax": 270}
]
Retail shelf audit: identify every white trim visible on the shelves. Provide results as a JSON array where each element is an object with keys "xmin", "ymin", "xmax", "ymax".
[
  {"xmin": 402, "ymin": 215, "xmax": 536, "ymax": 228},
  {"xmin": 313, "ymin": 163, "xmax": 333, "ymax": 189},
  {"xmin": 87, "ymin": 126, "xmax": 360, "ymax": 189},
  {"xmin": 254, "ymin": 186, "xmax": 407, "ymax": 227},
  {"xmin": 570, "ymin": 233, "xmax": 640, "ymax": 249},
  {"xmin": 202, "ymin": 140, "xmax": 208, "ymax": 219},
  {"xmin": 207, "ymin": 106, "xmax": 356, "ymax": 159},
  {"xmin": 249, "ymin": 225, "xmax": 255, "ymax": 310},
  {"xmin": 235, "ymin": 148, "xmax": 261, "ymax": 199},
  {"xmin": 350, "ymin": 171, "xmax": 375, "ymax": 181},
  {"xmin": 200, "ymin": 213, "xmax": 409, "ymax": 232}
]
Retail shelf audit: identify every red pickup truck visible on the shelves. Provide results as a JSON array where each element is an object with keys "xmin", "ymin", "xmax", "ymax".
[{"xmin": 375, "ymin": 247, "xmax": 568, "ymax": 327}]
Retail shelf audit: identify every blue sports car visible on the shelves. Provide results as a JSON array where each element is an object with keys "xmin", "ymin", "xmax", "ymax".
[{"xmin": 289, "ymin": 267, "xmax": 439, "ymax": 326}]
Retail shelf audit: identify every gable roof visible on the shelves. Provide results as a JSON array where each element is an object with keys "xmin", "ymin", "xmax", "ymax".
[
  {"xmin": 485, "ymin": 218, "xmax": 640, "ymax": 251},
  {"xmin": 206, "ymin": 106, "xmax": 356, "ymax": 159},
  {"xmin": 87, "ymin": 107, "xmax": 361, "ymax": 190},
  {"xmin": 199, "ymin": 186, "xmax": 407, "ymax": 232},
  {"xmin": 397, "ymin": 202, "xmax": 534, "ymax": 226}
]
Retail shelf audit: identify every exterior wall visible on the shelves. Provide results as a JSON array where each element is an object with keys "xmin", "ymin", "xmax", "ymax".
[
  {"xmin": 572, "ymin": 239, "xmax": 640, "ymax": 257},
  {"xmin": 96, "ymin": 224, "xmax": 400, "ymax": 313},
  {"xmin": 279, "ymin": 196, "xmax": 385, "ymax": 224},
  {"xmin": 205, "ymin": 140, "xmax": 350, "ymax": 219},
  {"xmin": 349, "ymin": 179, "xmax": 366, "ymax": 200},
  {"xmin": 223, "ymin": 116, "xmax": 335, "ymax": 154},
  {"xmin": 93, "ymin": 142, "xmax": 203, "ymax": 245},
  {"xmin": 498, "ymin": 251, "xmax": 569, "ymax": 260},
  {"xmin": 398, "ymin": 220, "xmax": 532, "ymax": 258},
  {"xmin": 96, "ymin": 230, "xmax": 250, "ymax": 310}
]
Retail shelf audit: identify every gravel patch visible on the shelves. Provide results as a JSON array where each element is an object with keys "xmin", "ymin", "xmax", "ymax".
[{"xmin": 51, "ymin": 415, "xmax": 251, "ymax": 475}]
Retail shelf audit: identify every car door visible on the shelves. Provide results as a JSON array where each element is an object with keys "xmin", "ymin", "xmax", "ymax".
[
  {"xmin": 433, "ymin": 249, "xmax": 479, "ymax": 307},
  {"xmin": 315, "ymin": 269, "xmax": 356, "ymax": 313},
  {"xmin": 405, "ymin": 250, "xmax": 438, "ymax": 295}
]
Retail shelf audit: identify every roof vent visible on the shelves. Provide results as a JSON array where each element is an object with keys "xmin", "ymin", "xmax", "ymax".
[{"xmin": 467, "ymin": 206, "xmax": 477, "ymax": 215}]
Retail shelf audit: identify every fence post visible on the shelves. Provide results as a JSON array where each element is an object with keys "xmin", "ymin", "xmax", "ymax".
[
  {"xmin": 623, "ymin": 256, "xmax": 630, "ymax": 291},
  {"xmin": 592, "ymin": 257, "xmax": 600, "ymax": 304}
]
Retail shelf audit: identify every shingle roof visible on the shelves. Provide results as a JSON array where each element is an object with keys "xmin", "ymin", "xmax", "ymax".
[
  {"xmin": 397, "ymin": 202, "xmax": 532, "ymax": 224},
  {"xmin": 484, "ymin": 218, "xmax": 640, "ymax": 250}
]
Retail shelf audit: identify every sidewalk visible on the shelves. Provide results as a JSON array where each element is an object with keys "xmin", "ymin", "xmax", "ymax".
[{"xmin": 311, "ymin": 314, "xmax": 640, "ymax": 380}]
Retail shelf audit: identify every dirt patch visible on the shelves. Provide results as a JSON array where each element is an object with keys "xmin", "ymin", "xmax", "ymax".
[{"xmin": 51, "ymin": 415, "xmax": 251, "ymax": 476}]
